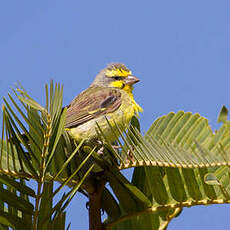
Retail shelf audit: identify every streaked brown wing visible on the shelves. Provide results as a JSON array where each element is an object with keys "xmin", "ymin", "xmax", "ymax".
[{"xmin": 65, "ymin": 86, "xmax": 122, "ymax": 128}]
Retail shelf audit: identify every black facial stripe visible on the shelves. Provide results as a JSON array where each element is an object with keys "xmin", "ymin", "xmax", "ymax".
[{"xmin": 113, "ymin": 76, "xmax": 123, "ymax": 80}]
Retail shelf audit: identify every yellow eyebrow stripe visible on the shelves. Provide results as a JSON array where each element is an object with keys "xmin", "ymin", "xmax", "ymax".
[{"xmin": 105, "ymin": 68, "xmax": 132, "ymax": 77}]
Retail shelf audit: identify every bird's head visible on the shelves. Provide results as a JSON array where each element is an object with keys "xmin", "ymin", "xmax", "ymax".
[{"xmin": 91, "ymin": 63, "xmax": 140, "ymax": 94}]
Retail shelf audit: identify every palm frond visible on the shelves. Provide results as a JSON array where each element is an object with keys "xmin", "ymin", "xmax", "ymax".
[
  {"xmin": 0, "ymin": 81, "xmax": 95, "ymax": 229},
  {"xmin": 3, "ymin": 81, "xmax": 230, "ymax": 230},
  {"xmin": 0, "ymin": 177, "xmax": 33, "ymax": 230},
  {"xmin": 102, "ymin": 111, "xmax": 230, "ymax": 230},
  {"xmin": 107, "ymin": 112, "xmax": 230, "ymax": 169}
]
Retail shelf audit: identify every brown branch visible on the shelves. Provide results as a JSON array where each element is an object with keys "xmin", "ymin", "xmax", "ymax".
[{"xmin": 88, "ymin": 179, "xmax": 106, "ymax": 230}]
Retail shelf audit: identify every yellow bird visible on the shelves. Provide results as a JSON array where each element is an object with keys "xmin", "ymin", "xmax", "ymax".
[{"xmin": 65, "ymin": 63, "xmax": 143, "ymax": 145}]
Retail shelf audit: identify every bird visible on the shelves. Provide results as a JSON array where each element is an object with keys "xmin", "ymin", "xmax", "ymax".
[{"xmin": 65, "ymin": 63, "xmax": 143, "ymax": 146}]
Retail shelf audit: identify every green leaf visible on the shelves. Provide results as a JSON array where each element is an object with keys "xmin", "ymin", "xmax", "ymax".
[
  {"xmin": 44, "ymin": 108, "xmax": 67, "ymax": 174},
  {"xmin": 51, "ymin": 212, "xmax": 66, "ymax": 230},
  {"xmin": 17, "ymin": 96, "xmax": 46, "ymax": 113},
  {"xmin": 0, "ymin": 175, "xmax": 35, "ymax": 197},
  {"xmin": 101, "ymin": 188, "xmax": 121, "ymax": 220},
  {"xmin": 102, "ymin": 165, "xmax": 151, "ymax": 211},
  {"xmin": 0, "ymin": 186, "xmax": 33, "ymax": 214},
  {"xmin": 37, "ymin": 182, "xmax": 53, "ymax": 230},
  {"xmin": 0, "ymin": 210, "xmax": 30, "ymax": 230}
]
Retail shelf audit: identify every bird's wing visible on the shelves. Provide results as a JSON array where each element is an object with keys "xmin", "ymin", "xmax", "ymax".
[{"xmin": 65, "ymin": 86, "xmax": 122, "ymax": 128}]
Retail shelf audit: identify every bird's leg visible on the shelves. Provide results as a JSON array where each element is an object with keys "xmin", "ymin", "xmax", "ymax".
[
  {"xmin": 96, "ymin": 140, "xmax": 121, "ymax": 155},
  {"xmin": 112, "ymin": 145, "xmax": 121, "ymax": 150},
  {"xmin": 97, "ymin": 146, "xmax": 104, "ymax": 155},
  {"xmin": 111, "ymin": 141, "xmax": 121, "ymax": 152},
  {"xmin": 96, "ymin": 140, "xmax": 104, "ymax": 155},
  {"xmin": 125, "ymin": 146, "xmax": 135, "ymax": 164}
]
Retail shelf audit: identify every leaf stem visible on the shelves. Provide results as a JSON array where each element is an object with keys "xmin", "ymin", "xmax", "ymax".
[
  {"xmin": 32, "ymin": 181, "xmax": 42, "ymax": 230},
  {"xmin": 32, "ymin": 112, "xmax": 51, "ymax": 230}
]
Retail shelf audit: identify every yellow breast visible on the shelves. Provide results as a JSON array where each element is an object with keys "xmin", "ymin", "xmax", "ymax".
[{"xmin": 67, "ymin": 90, "xmax": 143, "ymax": 144}]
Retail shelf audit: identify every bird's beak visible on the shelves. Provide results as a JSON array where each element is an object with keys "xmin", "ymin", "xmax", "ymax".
[{"xmin": 124, "ymin": 75, "xmax": 140, "ymax": 85}]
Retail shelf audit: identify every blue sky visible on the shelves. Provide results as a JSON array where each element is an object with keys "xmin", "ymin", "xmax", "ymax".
[{"xmin": 1, "ymin": 1, "xmax": 230, "ymax": 229}]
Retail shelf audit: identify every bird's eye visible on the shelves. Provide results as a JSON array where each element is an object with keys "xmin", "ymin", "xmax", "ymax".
[{"xmin": 114, "ymin": 76, "xmax": 121, "ymax": 80}]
